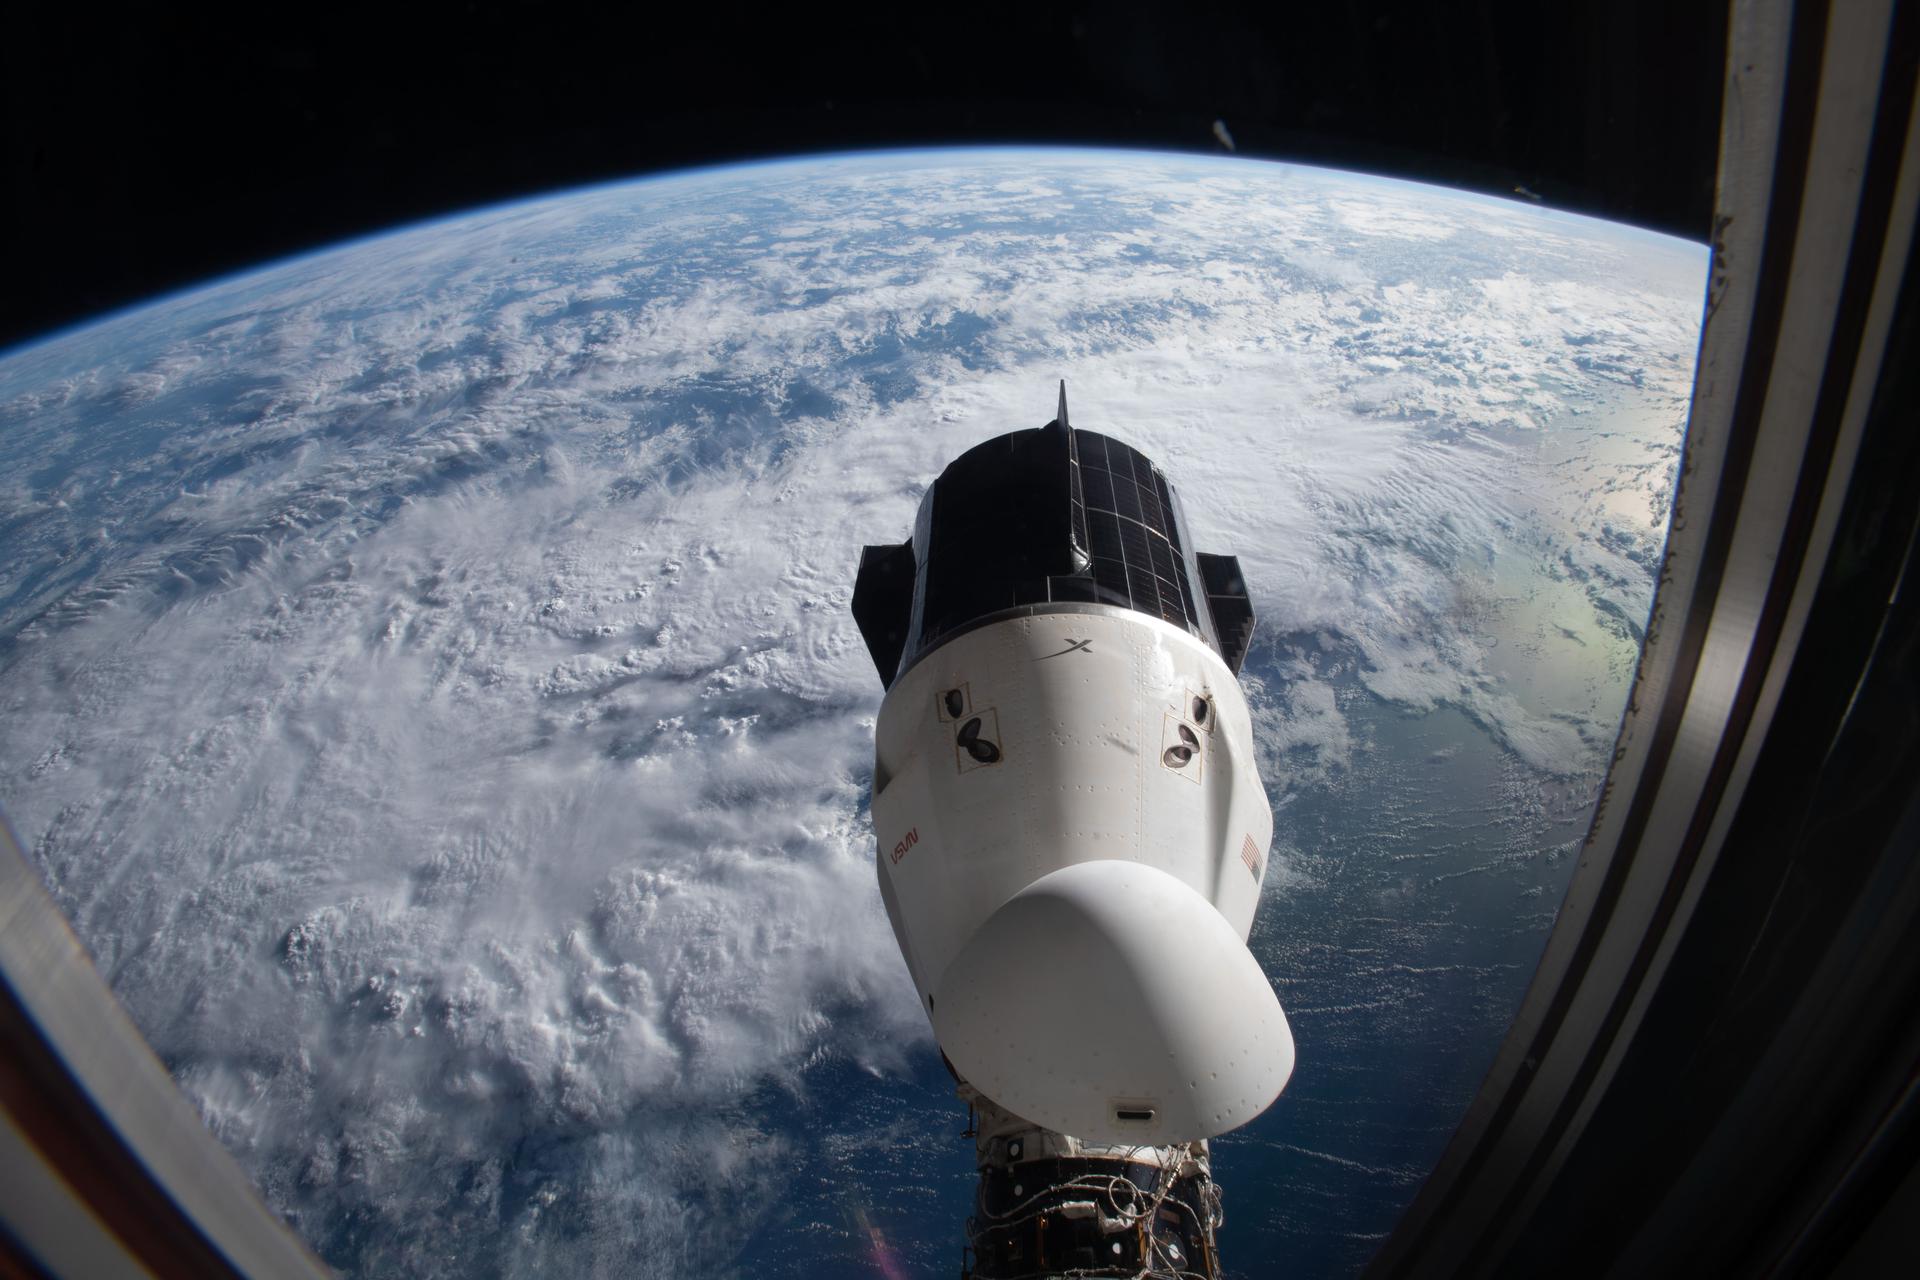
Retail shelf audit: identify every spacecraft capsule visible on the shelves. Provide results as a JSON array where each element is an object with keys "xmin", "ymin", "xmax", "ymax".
[{"xmin": 852, "ymin": 384, "xmax": 1294, "ymax": 1145}]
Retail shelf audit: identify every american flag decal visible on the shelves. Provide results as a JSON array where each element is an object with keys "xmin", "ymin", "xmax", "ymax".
[{"xmin": 1241, "ymin": 834, "xmax": 1264, "ymax": 880}]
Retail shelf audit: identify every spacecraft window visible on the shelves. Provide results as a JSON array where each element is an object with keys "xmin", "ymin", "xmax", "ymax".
[{"xmin": 0, "ymin": 13, "xmax": 1760, "ymax": 1279}]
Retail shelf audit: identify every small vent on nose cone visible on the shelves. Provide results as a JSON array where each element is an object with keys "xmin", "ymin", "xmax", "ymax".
[
  {"xmin": 944, "ymin": 688, "xmax": 965, "ymax": 719},
  {"xmin": 1193, "ymin": 694, "xmax": 1211, "ymax": 725}
]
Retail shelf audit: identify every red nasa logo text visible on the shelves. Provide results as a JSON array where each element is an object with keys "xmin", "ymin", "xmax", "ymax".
[{"xmin": 890, "ymin": 826, "xmax": 919, "ymax": 865}]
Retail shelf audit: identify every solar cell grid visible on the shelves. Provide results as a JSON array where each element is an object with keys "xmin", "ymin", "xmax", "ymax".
[
  {"xmin": 1137, "ymin": 477, "xmax": 1165, "ymax": 529},
  {"xmin": 885, "ymin": 425, "xmax": 1241, "ymax": 676},
  {"xmin": 1154, "ymin": 577, "xmax": 1185, "ymax": 619},
  {"xmin": 1126, "ymin": 564, "xmax": 1161, "ymax": 612},
  {"xmin": 1082, "ymin": 466, "xmax": 1116, "ymax": 511},
  {"xmin": 1078, "ymin": 432, "xmax": 1110, "ymax": 470},
  {"xmin": 1148, "ymin": 536, "xmax": 1178, "ymax": 583}
]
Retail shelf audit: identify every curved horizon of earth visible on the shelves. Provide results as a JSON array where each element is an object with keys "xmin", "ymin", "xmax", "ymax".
[{"xmin": 0, "ymin": 148, "xmax": 1707, "ymax": 1277}]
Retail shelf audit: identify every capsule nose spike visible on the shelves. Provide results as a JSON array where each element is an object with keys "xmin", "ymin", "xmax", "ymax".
[{"xmin": 1056, "ymin": 379, "xmax": 1069, "ymax": 429}]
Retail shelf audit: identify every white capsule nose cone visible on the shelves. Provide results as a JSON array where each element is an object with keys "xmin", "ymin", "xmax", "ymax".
[{"xmin": 930, "ymin": 859, "xmax": 1294, "ymax": 1144}]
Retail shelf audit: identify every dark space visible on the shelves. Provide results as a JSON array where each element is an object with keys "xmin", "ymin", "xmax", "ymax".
[{"xmin": 1, "ymin": 2, "xmax": 1725, "ymax": 352}]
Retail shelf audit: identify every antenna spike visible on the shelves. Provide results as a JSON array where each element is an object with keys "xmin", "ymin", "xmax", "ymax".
[{"xmin": 1056, "ymin": 380, "xmax": 1069, "ymax": 429}]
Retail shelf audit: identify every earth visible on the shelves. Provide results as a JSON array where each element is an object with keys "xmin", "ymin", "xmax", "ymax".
[{"xmin": 0, "ymin": 149, "xmax": 1706, "ymax": 1278}]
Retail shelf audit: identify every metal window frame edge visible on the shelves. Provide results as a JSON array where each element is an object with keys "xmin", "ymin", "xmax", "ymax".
[
  {"xmin": 1365, "ymin": 0, "xmax": 1920, "ymax": 1273},
  {"xmin": 0, "ymin": 819, "xmax": 333, "ymax": 1279}
]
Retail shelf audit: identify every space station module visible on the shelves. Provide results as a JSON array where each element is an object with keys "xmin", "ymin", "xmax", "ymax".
[{"xmin": 852, "ymin": 385, "xmax": 1294, "ymax": 1148}]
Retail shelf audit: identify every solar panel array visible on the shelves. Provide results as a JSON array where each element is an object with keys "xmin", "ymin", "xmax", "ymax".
[
  {"xmin": 1074, "ymin": 429, "xmax": 1204, "ymax": 633},
  {"xmin": 854, "ymin": 419, "xmax": 1252, "ymax": 688}
]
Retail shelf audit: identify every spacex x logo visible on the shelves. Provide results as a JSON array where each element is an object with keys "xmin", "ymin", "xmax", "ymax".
[{"xmin": 1036, "ymin": 638, "xmax": 1092, "ymax": 661}]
